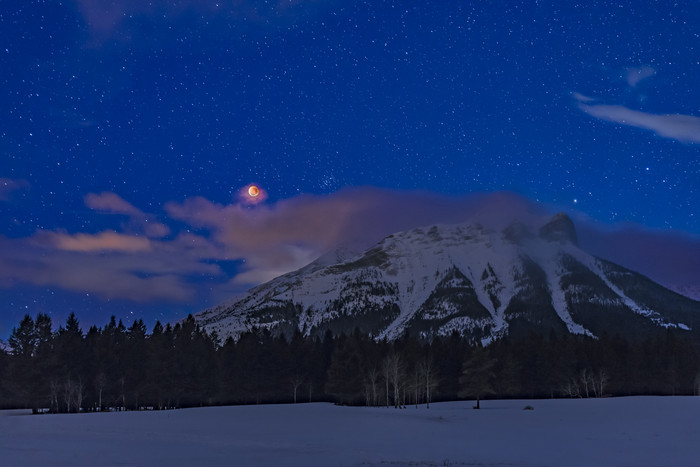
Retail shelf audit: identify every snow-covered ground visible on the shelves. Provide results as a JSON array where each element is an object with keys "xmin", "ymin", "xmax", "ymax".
[{"xmin": 2, "ymin": 397, "xmax": 698, "ymax": 466}]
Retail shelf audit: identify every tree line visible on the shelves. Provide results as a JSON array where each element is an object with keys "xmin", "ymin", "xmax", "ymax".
[{"xmin": 1, "ymin": 312, "xmax": 699, "ymax": 413}]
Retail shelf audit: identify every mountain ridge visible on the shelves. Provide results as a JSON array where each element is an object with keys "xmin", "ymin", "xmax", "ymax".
[{"xmin": 196, "ymin": 214, "xmax": 699, "ymax": 343}]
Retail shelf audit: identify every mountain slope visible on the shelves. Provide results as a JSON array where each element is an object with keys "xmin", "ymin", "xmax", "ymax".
[{"xmin": 196, "ymin": 214, "xmax": 699, "ymax": 343}]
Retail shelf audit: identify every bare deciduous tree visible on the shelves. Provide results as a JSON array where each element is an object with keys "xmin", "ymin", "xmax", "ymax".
[
  {"xmin": 49, "ymin": 379, "xmax": 60, "ymax": 413},
  {"xmin": 411, "ymin": 366, "xmax": 421, "ymax": 408},
  {"xmin": 95, "ymin": 372, "xmax": 106, "ymax": 411},
  {"xmin": 561, "ymin": 377, "xmax": 580, "ymax": 398},
  {"xmin": 63, "ymin": 379, "xmax": 73, "ymax": 413},
  {"xmin": 61, "ymin": 378, "xmax": 84, "ymax": 413},
  {"xmin": 75, "ymin": 378, "xmax": 84, "ymax": 412},
  {"xmin": 382, "ymin": 353, "xmax": 405, "ymax": 408},
  {"xmin": 562, "ymin": 368, "xmax": 608, "ymax": 398},
  {"xmin": 382, "ymin": 357, "xmax": 391, "ymax": 408},
  {"xmin": 290, "ymin": 373, "xmax": 304, "ymax": 404},
  {"xmin": 418, "ymin": 357, "xmax": 439, "ymax": 409},
  {"xmin": 365, "ymin": 368, "xmax": 380, "ymax": 406},
  {"xmin": 580, "ymin": 369, "xmax": 592, "ymax": 398},
  {"xmin": 592, "ymin": 369, "xmax": 608, "ymax": 398}
]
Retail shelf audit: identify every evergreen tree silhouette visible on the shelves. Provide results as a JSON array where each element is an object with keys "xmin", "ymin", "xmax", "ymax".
[{"xmin": 458, "ymin": 346, "xmax": 496, "ymax": 409}]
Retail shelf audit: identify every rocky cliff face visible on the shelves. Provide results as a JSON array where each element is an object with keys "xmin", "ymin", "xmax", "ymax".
[{"xmin": 196, "ymin": 214, "xmax": 699, "ymax": 343}]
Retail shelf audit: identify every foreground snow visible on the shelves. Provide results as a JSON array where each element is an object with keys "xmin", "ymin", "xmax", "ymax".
[{"xmin": 2, "ymin": 397, "xmax": 698, "ymax": 466}]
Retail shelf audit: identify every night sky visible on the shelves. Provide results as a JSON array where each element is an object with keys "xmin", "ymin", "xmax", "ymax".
[{"xmin": 1, "ymin": 1, "xmax": 699, "ymax": 338}]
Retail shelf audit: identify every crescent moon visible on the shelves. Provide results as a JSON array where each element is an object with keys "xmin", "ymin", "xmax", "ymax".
[{"xmin": 248, "ymin": 185, "xmax": 260, "ymax": 197}]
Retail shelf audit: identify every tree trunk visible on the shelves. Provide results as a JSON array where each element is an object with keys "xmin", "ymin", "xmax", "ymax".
[{"xmin": 385, "ymin": 378, "xmax": 389, "ymax": 408}]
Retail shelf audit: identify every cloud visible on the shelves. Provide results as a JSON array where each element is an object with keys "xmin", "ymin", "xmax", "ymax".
[
  {"xmin": 71, "ymin": 0, "xmax": 339, "ymax": 42},
  {"xmin": 73, "ymin": 0, "xmax": 199, "ymax": 39},
  {"xmin": 2, "ymin": 187, "xmax": 698, "ymax": 308},
  {"xmin": 0, "ymin": 232, "xmax": 221, "ymax": 302},
  {"xmin": 574, "ymin": 70, "xmax": 700, "ymax": 144},
  {"xmin": 85, "ymin": 192, "xmax": 170, "ymax": 238},
  {"xmin": 0, "ymin": 178, "xmax": 29, "ymax": 201},
  {"xmin": 576, "ymin": 100, "xmax": 700, "ymax": 144},
  {"xmin": 85, "ymin": 192, "xmax": 142, "ymax": 216},
  {"xmin": 577, "ymin": 221, "xmax": 700, "ymax": 296},
  {"xmin": 571, "ymin": 92, "xmax": 596, "ymax": 103},
  {"xmin": 165, "ymin": 188, "xmax": 551, "ymax": 285},
  {"xmin": 37, "ymin": 230, "xmax": 152, "ymax": 253},
  {"xmin": 626, "ymin": 66, "xmax": 655, "ymax": 87}
]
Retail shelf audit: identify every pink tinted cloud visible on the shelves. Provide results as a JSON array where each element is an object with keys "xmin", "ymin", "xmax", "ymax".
[
  {"xmin": 74, "ymin": 0, "xmax": 168, "ymax": 38},
  {"xmin": 38, "ymin": 230, "xmax": 152, "ymax": 253},
  {"xmin": 165, "ymin": 188, "xmax": 551, "ymax": 284},
  {"xmin": 72, "ymin": 0, "xmax": 333, "ymax": 41},
  {"xmin": 0, "ymin": 178, "xmax": 29, "ymax": 201},
  {"xmin": 0, "ymin": 232, "xmax": 221, "ymax": 302},
  {"xmin": 85, "ymin": 192, "xmax": 142, "ymax": 216},
  {"xmin": 85, "ymin": 192, "xmax": 170, "ymax": 238}
]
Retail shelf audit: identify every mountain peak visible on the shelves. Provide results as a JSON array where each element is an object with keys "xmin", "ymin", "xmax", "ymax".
[{"xmin": 538, "ymin": 212, "xmax": 578, "ymax": 245}]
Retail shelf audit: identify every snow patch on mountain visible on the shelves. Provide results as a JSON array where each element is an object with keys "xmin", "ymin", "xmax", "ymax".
[{"xmin": 537, "ymin": 250, "xmax": 596, "ymax": 337}]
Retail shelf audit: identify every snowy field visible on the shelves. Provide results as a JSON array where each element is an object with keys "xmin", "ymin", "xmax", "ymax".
[{"xmin": 1, "ymin": 397, "xmax": 698, "ymax": 466}]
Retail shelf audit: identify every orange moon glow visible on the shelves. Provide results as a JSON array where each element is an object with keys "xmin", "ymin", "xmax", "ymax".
[{"xmin": 248, "ymin": 185, "xmax": 260, "ymax": 197}]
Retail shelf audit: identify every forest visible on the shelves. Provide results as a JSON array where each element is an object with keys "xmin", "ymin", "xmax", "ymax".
[{"xmin": 1, "ymin": 312, "xmax": 699, "ymax": 413}]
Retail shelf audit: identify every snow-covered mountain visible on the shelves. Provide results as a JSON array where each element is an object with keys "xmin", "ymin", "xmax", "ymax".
[{"xmin": 196, "ymin": 213, "xmax": 700, "ymax": 343}]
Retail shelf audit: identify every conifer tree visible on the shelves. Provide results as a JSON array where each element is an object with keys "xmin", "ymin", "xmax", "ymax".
[
  {"xmin": 458, "ymin": 346, "xmax": 496, "ymax": 409},
  {"xmin": 54, "ymin": 313, "xmax": 85, "ymax": 412},
  {"xmin": 8, "ymin": 315, "xmax": 38, "ymax": 411},
  {"xmin": 325, "ymin": 335, "xmax": 363, "ymax": 405},
  {"xmin": 125, "ymin": 319, "xmax": 148, "ymax": 409}
]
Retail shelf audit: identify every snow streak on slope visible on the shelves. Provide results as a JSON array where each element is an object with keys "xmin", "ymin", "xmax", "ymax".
[
  {"xmin": 534, "ymin": 248, "xmax": 596, "ymax": 337},
  {"xmin": 567, "ymin": 247, "xmax": 688, "ymax": 329}
]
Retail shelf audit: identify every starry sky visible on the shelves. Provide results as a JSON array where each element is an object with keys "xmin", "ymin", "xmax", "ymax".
[{"xmin": 1, "ymin": 0, "xmax": 699, "ymax": 338}]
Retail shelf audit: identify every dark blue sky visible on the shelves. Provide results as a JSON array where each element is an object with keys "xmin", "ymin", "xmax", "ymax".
[{"xmin": 1, "ymin": 1, "xmax": 699, "ymax": 337}]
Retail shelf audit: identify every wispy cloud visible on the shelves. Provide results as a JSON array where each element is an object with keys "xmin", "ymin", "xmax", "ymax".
[
  {"xmin": 577, "ymin": 102, "xmax": 700, "ymax": 143},
  {"xmin": 571, "ymin": 92, "xmax": 597, "ymax": 103},
  {"xmin": 85, "ymin": 192, "xmax": 143, "ymax": 216},
  {"xmin": 0, "ymin": 178, "xmax": 29, "ymax": 201},
  {"xmin": 37, "ymin": 230, "xmax": 153, "ymax": 253},
  {"xmin": 0, "ymin": 235, "xmax": 214, "ymax": 302},
  {"xmin": 71, "ymin": 0, "xmax": 339, "ymax": 42},
  {"xmin": 626, "ymin": 66, "xmax": 655, "ymax": 87},
  {"xmin": 86, "ymin": 192, "xmax": 170, "ymax": 238},
  {"xmin": 575, "ymin": 69, "xmax": 700, "ymax": 143}
]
